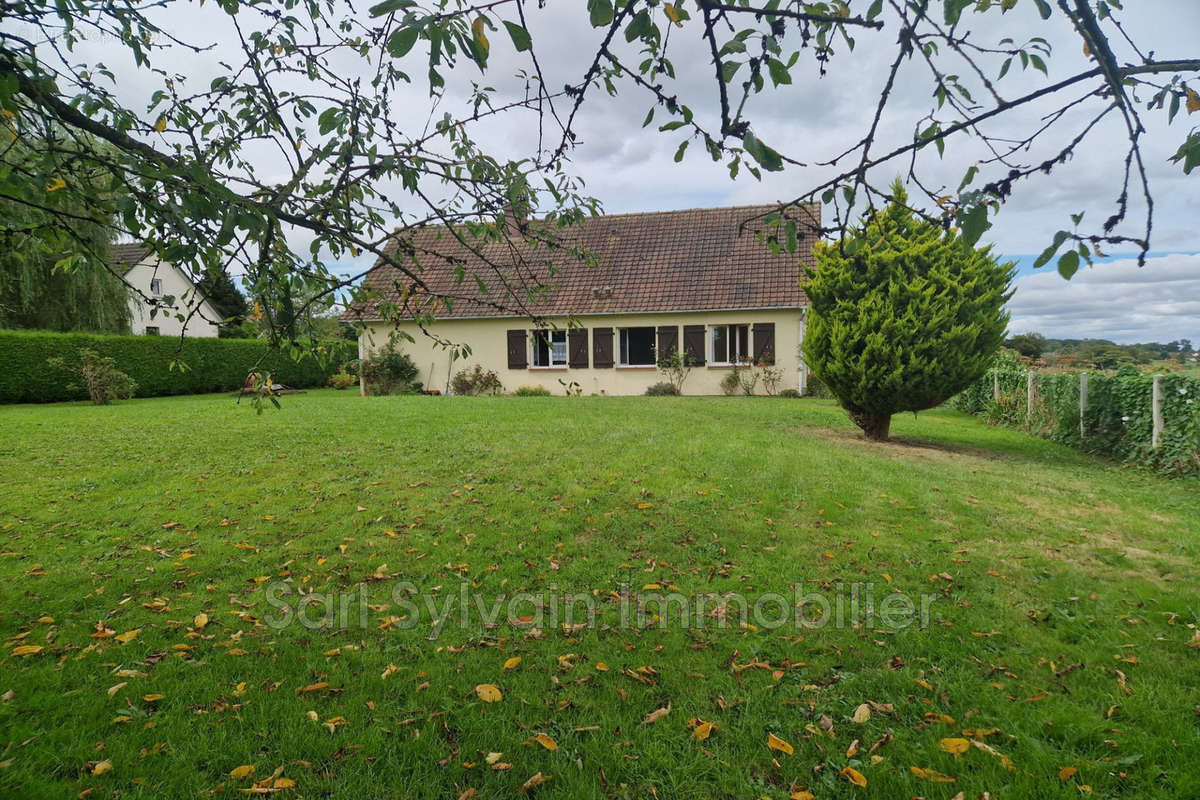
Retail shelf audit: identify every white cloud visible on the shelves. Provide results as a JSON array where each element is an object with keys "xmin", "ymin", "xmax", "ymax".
[{"xmin": 1007, "ymin": 253, "xmax": 1200, "ymax": 343}]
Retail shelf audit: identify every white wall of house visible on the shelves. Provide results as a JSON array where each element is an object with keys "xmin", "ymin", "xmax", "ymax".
[
  {"xmin": 358, "ymin": 308, "xmax": 808, "ymax": 396},
  {"xmin": 125, "ymin": 256, "xmax": 221, "ymax": 338}
]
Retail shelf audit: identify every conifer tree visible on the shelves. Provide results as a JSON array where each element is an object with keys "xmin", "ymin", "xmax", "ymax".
[{"xmin": 803, "ymin": 182, "xmax": 1014, "ymax": 441}]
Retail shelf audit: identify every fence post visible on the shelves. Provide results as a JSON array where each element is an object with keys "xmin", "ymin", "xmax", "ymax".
[
  {"xmin": 1152, "ymin": 374, "xmax": 1163, "ymax": 448},
  {"xmin": 1026, "ymin": 370, "xmax": 1035, "ymax": 424},
  {"xmin": 993, "ymin": 371, "xmax": 1000, "ymax": 402},
  {"xmin": 1079, "ymin": 372, "xmax": 1088, "ymax": 439}
]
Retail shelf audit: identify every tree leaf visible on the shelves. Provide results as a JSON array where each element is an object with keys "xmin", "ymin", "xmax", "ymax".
[
  {"xmin": 387, "ymin": 26, "xmax": 420, "ymax": 58},
  {"xmin": 503, "ymin": 21, "xmax": 531, "ymax": 52},
  {"xmin": 852, "ymin": 703, "xmax": 871, "ymax": 723},
  {"xmin": 1057, "ymin": 249, "xmax": 1080, "ymax": 279},
  {"xmin": 587, "ymin": 0, "xmax": 613, "ymax": 27},
  {"xmin": 743, "ymin": 131, "xmax": 783, "ymax": 172},
  {"xmin": 503, "ymin": 656, "xmax": 522, "ymax": 670},
  {"xmin": 1033, "ymin": 230, "xmax": 1070, "ymax": 268},
  {"xmin": 959, "ymin": 204, "xmax": 989, "ymax": 247}
]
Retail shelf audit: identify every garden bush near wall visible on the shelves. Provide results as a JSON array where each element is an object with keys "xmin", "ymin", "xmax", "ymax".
[
  {"xmin": 0, "ymin": 330, "xmax": 342, "ymax": 404},
  {"xmin": 954, "ymin": 355, "xmax": 1200, "ymax": 476}
]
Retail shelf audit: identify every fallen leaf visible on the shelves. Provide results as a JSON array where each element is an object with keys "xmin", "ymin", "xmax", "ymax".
[
  {"xmin": 910, "ymin": 766, "xmax": 956, "ymax": 783},
  {"xmin": 475, "ymin": 684, "xmax": 502, "ymax": 703},
  {"xmin": 642, "ymin": 703, "xmax": 671, "ymax": 725},
  {"xmin": 92, "ymin": 759, "xmax": 113, "ymax": 776},
  {"xmin": 533, "ymin": 733, "xmax": 557, "ymax": 751},
  {"xmin": 840, "ymin": 766, "xmax": 867, "ymax": 787},
  {"xmin": 503, "ymin": 656, "xmax": 522, "ymax": 671},
  {"xmin": 692, "ymin": 720, "xmax": 715, "ymax": 741},
  {"xmin": 520, "ymin": 771, "xmax": 549, "ymax": 793},
  {"xmin": 939, "ymin": 737, "xmax": 970, "ymax": 754},
  {"xmin": 852, "ymin": 703, "xmax": 871, "ymax": 724},
  {"xmin": 115, "ymin": 630, "xmax": 139, "ymax": 644},
  {"xmin": 230, "ymin": 765, "xmax": 256, "ymax": 780},
  {"xmin": 767, "ymin": 732, "xmax": 794, "ymax": 755},
  {"xmin": 194, "ymin": 612, "xmax": 209, "ymax": 629},
  {"xmin": 142, "ymin": 694, "xmax": 165, "ymax": 702},
  {"xmin": 1059, "ymin": 766, "xmax": 1078, "ymax": 781},
  {"xmin": 790, "ymin": 792, "xmax": 815, "ymax": 800},
  {"xmin": 11, "ymin": 645, "xmax": 43, "ymax": 657}
]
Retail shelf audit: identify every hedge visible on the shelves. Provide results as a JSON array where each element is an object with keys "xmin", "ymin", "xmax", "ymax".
[
  {"xmin": 0, "ymin": 330, "xmax": 353, "ymax": 403},
  {"xmin": 954, "ymin": 353, "xmax": 1200, "ymax": 477}
]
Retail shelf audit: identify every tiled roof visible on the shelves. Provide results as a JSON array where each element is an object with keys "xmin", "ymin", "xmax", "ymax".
[
  {"xmin": 110, "ymin": 243, "xmax": 151, "ymax": 271},
  {"xmin": 344, "ymin": 204, "xmax": 818, "ymax": 321}
]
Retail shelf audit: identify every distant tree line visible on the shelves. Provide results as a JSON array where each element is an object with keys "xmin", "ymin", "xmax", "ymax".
[{"xmin": 1005, "ymin": 332, "xmax": 1195, "ymax": 368}]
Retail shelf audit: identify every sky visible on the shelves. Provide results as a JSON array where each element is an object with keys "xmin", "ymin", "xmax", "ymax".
[{"xmin": 42, "ymin": 0, "xmax": 1200, "ymax": 344}]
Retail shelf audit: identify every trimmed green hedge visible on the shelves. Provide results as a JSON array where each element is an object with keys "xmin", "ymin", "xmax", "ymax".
[{"xmin": 0, "ymin": 330, "xmax": 349, "ymax": 403}]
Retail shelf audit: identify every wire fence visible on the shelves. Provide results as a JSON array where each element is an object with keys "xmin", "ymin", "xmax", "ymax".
[{"xmin": 954, "ymin": 352, "xmax": 1200, "ymax": 477}]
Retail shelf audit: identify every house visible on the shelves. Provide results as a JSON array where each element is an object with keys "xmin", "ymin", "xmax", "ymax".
[
  {"xmin": 344, "ymin": 204, "xmax": 818, "ymax": 395},
  {"xmin": 111, "ymin": 244, "xmax": 221, "ymax": 337}
]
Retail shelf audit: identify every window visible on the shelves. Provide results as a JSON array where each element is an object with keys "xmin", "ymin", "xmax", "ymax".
[
  {"xmin": 144, "ymin": 326, "xmax": 160, "ymax": 336},
  {"xmin": 150, "ymin": 278, "xmax": 163, "ymax": 296},
  {"xmin": 618, "ymin": 327, "xmax": 656, "ymax": 366},
  {"xmin": 532, "ymin": 329, "xmax": 567, "ymax": 367},
  {"xmin": 710, "ymin": 324, "xmax": 749, "ymax": 364}
]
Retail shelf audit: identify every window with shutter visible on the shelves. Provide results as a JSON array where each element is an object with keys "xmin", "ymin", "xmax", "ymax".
[
  {"xmin": 506, "ymin": 329, "xmax": 527, "ymax": 369},
  {"xmin": 592, "ymin": 327, "xmax": 614, "ymax": 368},
  {"xmin": 683, "ymin": 325, "xmax": 706, "ymax": 366},
  {"xmin": 753, "ymin": 323, "xmax": 776, "ymax": 365},
  {"xmin": 568, "ymin": 328, "xmax": 589, "ymax": 368},
  {"xmin": 656, "ymin": 325, "xmax": 679, "ymax": 360}
]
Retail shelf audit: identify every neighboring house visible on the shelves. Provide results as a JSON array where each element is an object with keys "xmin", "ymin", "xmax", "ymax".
[
  {"xmin": 344, "ymin": 204, "xmax": 818, "ymax": 395},
  {"xmin": 111, "ymin": 244, "xmax": 221, "ymax": 338}
]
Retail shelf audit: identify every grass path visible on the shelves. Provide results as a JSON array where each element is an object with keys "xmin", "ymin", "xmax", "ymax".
[{"xmin": 0, "ymin": 391, "xmax": 1197, "ymax": 798}]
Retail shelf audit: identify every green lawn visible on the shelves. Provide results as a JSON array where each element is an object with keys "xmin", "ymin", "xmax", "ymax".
[{"xmin": 0, "ymin": 391, "xmax": 1197, "ymax": 799}]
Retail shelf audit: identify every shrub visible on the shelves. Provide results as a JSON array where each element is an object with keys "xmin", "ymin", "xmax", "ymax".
[
  {"xmin": 450, "ymin": 364, "xmax": 503, "ymax": 396},
  {"xmin": 803, "ymin": 181, "xmax": 1014, "ymax": 440},
  {"xmin": 644, "ymin": 381, "xmax": 679, "ymax": 396},
  {"xmin": 719, "ymin": 370, "xmax": 741, "ymax": 396},
  {"xmin": 779, "ymin": 388, "xmax": 801, "ymax": 398},
  {"xmin": 46, "ymin": 348, "xmax": 137, "ymax": 404},
  {"xmin": 655, "ymin": 350, "xmax": 694, "ymax": 394},
  {"xmin": 0, "ymin": 330, "xmax": 338, "ymax": 403},
  {"xmin": 514, "ymin": 385, "xmax": 551, "ymax": 396},
  {"xmin": 329, "ymin": 371, "xmax": 356, "ymax": 390},
  {"xmin": 353, "ymin": 342, "xmax": 418, "ymax": 395},
  {"xmin": 758, "ymin": 364, "xmax": 784, "ymax": 396}
]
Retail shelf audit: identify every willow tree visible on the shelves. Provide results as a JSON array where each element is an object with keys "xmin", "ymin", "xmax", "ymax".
[
  {"xmin": 1, "ymin": 0, "xmax": 1195, "ymax": 359},
  {"xmin": 803, "ymin": 183, "xmax": 1014, "ymax": 441},
  {"xmin": 0, "ymin": 132, "xmax": 130, "ymax": 333}
]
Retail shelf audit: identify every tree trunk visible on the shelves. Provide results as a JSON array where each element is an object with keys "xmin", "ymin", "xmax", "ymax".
[{"xmin": 851, "ymin": 412, "xmax": 891, "ymax": 441}]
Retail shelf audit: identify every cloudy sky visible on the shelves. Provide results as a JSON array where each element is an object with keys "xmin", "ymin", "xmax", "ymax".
[{"xmin": 46, "ymin": 0, "xmax": 1200, "ymax": 343}]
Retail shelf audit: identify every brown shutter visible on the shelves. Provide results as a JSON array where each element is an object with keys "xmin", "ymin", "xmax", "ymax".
[
  {"xmin": 656, "ymin": 325, "xmax": 679, "ymax": 360},
  {"xmin": 753, "ymin": 322, "xmax": 776, "ymax": 365},
  {"xmin": 683, "ymin": 325, "xmax": 706, "ymax": 366},
  {"xmin": 506, "ymin": 329, "xmax": 527, "ymax": 369},
  {"xmin": 568, "ymin": 328, "xmax": 589, "ymax": 368},
  {"xmin": 592, "ymin": 327, "xmax": 614, "ymax": 368}
]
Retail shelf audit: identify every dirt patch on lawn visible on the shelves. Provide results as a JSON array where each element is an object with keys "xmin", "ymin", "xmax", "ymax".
[{"xmin": 803, "ymin": 426, "xmax": 1010, "ymax": 466}]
